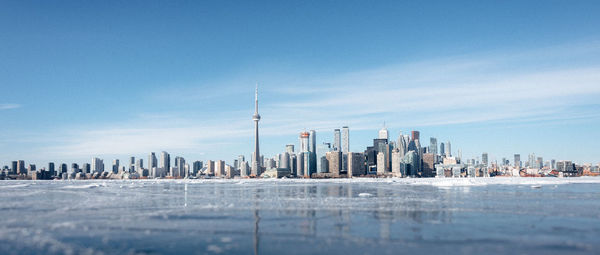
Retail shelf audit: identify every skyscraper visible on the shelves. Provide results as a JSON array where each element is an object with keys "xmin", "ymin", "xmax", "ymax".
[
  {"xmin": 252, "ymin": 85, "xmax": 261, "ymax": 176},
  {"xmin": 300, "ymin": 131, "xmax": 310, "ymax": 152},
  {"xmin": 309, "ymin": 130, "xmax": 317, "ymax": 174},
  {"xmin": 411, "ymin": 131, "xmax": 420, "ymax": 141},
  {"xmin": 445, "ymin": 141, "xmax": 452, "ymax": 157},
  {"xmin": 440, "ymin": 142, "xmax": 445, "ymax": 157},
  {"xmin": 429, "ymin": 137, "xmax": 438, "ymax": 155},
  {"xmin": 148, "ymin": 152, "xmax": 157, "ymax": 174},
  {"xmin": 378, "ymin": 124, "xmax": 389, "ymax": 140},
  {"xmin": 161, "ymin": 151, "xmax": 170, "ymax": 176},
  {"xmin": 482, "ymin": 153, "xmax": 488, "ymax": 167},
  {"xmin": 92, "ymin": 157, "xmax": 104, "ymax": 173},
  {"xmin": 514, "ymin": 154, "xmax": 521, "ymax": 168},
  {"xmin": 285, "ymin": 144, "xmax": 294, "ymax": 154},
  {"xmin": 342, "ymin": 126, "xmax": 349, "ymax": 153},
  {"xmin": 333, "ymin": 129, "xmax": 341, "ymax": 151}
]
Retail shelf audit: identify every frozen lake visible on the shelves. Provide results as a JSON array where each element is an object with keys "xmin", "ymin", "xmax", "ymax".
[{"xmin": 1, "ymin": 177, "xmax": 600, "ymax": 254}]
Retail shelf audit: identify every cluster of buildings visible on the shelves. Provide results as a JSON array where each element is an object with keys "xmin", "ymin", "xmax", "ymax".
[{"xmin": 1, "ymin": 86, "xmax": 598, "ymax": 180}]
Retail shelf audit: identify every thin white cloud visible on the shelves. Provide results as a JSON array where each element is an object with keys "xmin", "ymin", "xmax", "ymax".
[
  {"xmin": 0, "ymin": 104, "xmax": 21, "ymax": 110},
  {"xmin": 36, "ymin": 42, "xmax": 600, "ymax": 162}
]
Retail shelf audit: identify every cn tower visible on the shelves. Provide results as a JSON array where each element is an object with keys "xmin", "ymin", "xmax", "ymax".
[{"xmin": 251, "ymin": 84, "xmax": 261, "ymax": 176}]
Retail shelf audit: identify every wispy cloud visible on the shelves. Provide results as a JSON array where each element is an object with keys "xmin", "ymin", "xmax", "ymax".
[
  {"xmin": 0, "ymin": 104, "xmax": 21, "ymax": 110},
  {"xmin": 38, "ymin": 42, "xmax": 600, "ymax": 161}
]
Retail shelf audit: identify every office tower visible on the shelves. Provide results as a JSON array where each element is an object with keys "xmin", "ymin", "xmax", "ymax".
[
  {"xmin": 70, "ymin": 163, "xmax": 78, "ymax": 173},
  {"xmin": 391, "ymin": 149, "xmax": 402, "ymax": 176},
  {"xmin": 378, "ymin": 125, "xmax": 389, "ymax": 140},
  {"xmin": 216, "ymin": 160, "xmax": 225, "ymax": 177},
  {"xmin": 83, "ymin": 163, "xmax": 90, "ymax": 174},
  {"xmin": 482, "ymin": 153, "xmax": 489, "ymax": 167},
  {"xmin": 285, "ymin": 144, "xmax": 294, "ymax": 154},
  {"xmin": 514, "ymin": 154, "xmax": 521, "ymax": 168},
  {"xmin": 347, "ymin": 152, "xmax": 365, "ymax": 177},
  {"xmin": 240, "ymin": 161, "xmax": 249, "ymax": 177},
  {"xmin": 290, "ymin": 154, "xmax": 297, "ymax": 175},
  {"xmin": 342, "ymin": 126, "xmax": 349, "ymax": 153},
  {"xmin": 11, "ymin": 161, "xmax": 17, "ymax": 174},
  {"xmin": 252, "ymin": 85, "xmax": 262, "ymax": 176},
  {"xmin": 440, "ymin": 142, "xmax": 445, "ymax": 157},
  {"xmin": 300, "ymin": 131, "xmax": 310, "ymax": 152},
  {"xmin": 377, "ymin": 152, "xmax": 386, "ymax": 175},
  {"xmin": 403, "ymin": 150, "xmax": 420, "ymax": 177},
  {"xmin": 27, "ymin": 164, "xmax": 36, "ymax": 175},
  {"xmin": 551, "ymin": 159, "xmax": 556, "ymax": 170},
  {"xmin": 429, "ymin": 137, "xmax": 438, "ymax": 155},
  {"xmin": 280, "ymin": 152, "xmax": 290, "ymax": 170},
  {"xmin": 445, "ymin": 141, "xmax": 451, "ymax": 157},
  {"xmin": 206, "ymin": 160, "xmax": 215, "ymax": 176},
  {"xmin": 411, "ymin": 131, "xmax": 420, "ymax": 141},
  {"xmin": 302, "ymin": 151, "xmax": 311, "ymax": 178},
  {"xmin": 174, "ymin": 157, "xmax": 185, "ymax": 177},
  {"xmin": 16, "ymin": 160, "xmax": 25, "ymax": 175},
  {"xmin": 326, "ymin": 151, "xmax": 342, "ymax": 177},
  {"xmin": 397, "ymin": 134, "xmax": 407, "ymax": 157},
  {"xmin": 193, "ymin": 161, "xmax": 203, "ymax": 175},
  {"xmin": 296, "ymin": 153, "xmax": 304, "ymax": 177},
  {"xmin": 59, "ymin": 163, "xmax": 68, "ymax": 174},
  {"xmin": 161, "ymin": 151, "xmax": 170, "ymax": 175},
  {"xmin": 333, "ymin": 129, "xmax": 341, "ymax": 151},
  {"xmin": 309, "ymin": 130, "xmax": 317, "ymax": 174},
  {"xmin": 112, "ymin": 159, "xmax": 119, "ymax": 174},
  {"xmin": 536, "ymin": 157, "xmax": 543, "ymax": 169},
  {"xmin": 148, "ymin": 152, "xmax": 157, "ymax": 173},
  {"xmin": 422, "ymin": 153, "xmax": 436, "ymax": 177},
  {"xmin": 91, "ymin": 157, "xmax": 103, "ymax": 173},
  {"xmin": 48, "ymin": 162, "xmax": 55, "ymax": 176},
  {"xmin": 136, "ymin": 159, "xmax": 143, "ymax": 173}
]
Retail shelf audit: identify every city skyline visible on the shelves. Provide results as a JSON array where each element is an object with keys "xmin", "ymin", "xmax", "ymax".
[{"xmin": 2, "ymin": 1, "xmax": 600, "ymax": 166}]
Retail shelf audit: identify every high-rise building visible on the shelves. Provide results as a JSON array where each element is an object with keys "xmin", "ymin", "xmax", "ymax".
[
  {"xmin": 192, "ymin": 161, "xmax": 203, "ymax": 175},
  {"xmin": 445, "ymin": 141, "xmax": 452, "ymax": 157},
  {"xmin": 347, "ymin": 152, "xmax": 365, "ymax": 177},
  {"xmin": 16, "ymin": 160, "xmax": 25, "ymax": 175},
  {"xmin": 129, "ymin": 157, "xmax": 135, "ymax": 172},
  {"xmin": 342, "ymin": 126, "xmax": 349, "ymax": 153},
  {"xmin": 411, "ymin": 131, "xmax": 420, "ymax": 141},
  {"xmin": 376, "ymin": 152, "xmax": 386, "ymax": 175},
  {"xmin": 296, "ymin": 152, "xmax": 304, "ymax": 177},
  {"xmin": 316, "ymin": 143, "xmax": 331, "ymax": 173},
  {"xmin": 514, "ymin": 154, "xmax": 521, "ymax": 168},
  {"xmin": 215, "ymin": 160, "xmax": 225, "ymax": 177},
  {"xmin": 440, "ymin": 142, "xmax": 445, "ymax": 157},
  {"xmin": 92, "ymin": 157, "xmax": 104, "ymax": 173},
  {"xmin": 300, "ymin": 131, "xmax": 310, "ymax": 152},
  {"xmin": 397, "ymin": 133, "xmax": 407, "ymax": 157},
  {"xmin": 112, "ymin": 159, "xmax": 119, "ymax": 174},
  {"xmin": 252, "ymin": 84, "xmax": 262, "ymax": 176},
  {"xmin": 161, "ymin": 151, "xmax": 170, "ymax": 176},
  {"xmin": 391, "ymin": 149, "xmax": 403, "ymax": 176},
  {"xmin": 326, "ymin": 151, "xmax": 342, "ymax": 177},
  {"xmin": 378, "ymin": 125, "xmax": 389, "ymax": 140},
  {"xmin": 482, "ymin": 153, "xmax": 488, "ymax": 167},
  {"xmin": 136, "ymin": 159, "xmax": 144, "ymax": 174},
  {"xmin": 309, "ymin": 130, "xmax": 317, "ymax": 174},
  {"xmin": 174, "ymin": 157, "xmax": 185, "ymax": 177},
  {"xmin": 82, "ymin": 163, "xmax": 91, "ymax": 174},
  {"xmin": 48, "ymin": 162, "xmax": 55, "ymax": 176},
  {"xmin": 148, "ymin": 152, "xmax": 157, "ymax": 173},
  {"xmin": 429, "ymin": 137, "xmax": 438, "ymax": 155},
  {"xmin": 422, "ymin": 153, "xmax": 436, "ymax": 177},
  {"xmin": 333, "ymin": 129, "xmax": 341, "ymax": 151},
  {"xmin": 206, "ymin": 160, "xmax": 215, "ymax": 176},
  {"xmin": 11, "ymin": 161, "xmax": 17, "ymax": 174}
]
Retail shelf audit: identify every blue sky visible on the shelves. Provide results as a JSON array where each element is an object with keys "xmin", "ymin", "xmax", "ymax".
[{"xmin": 1, "ymin": 0, "xmax": 600, "ymax": 167}]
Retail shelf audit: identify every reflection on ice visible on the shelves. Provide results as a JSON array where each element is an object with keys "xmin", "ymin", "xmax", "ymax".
[{"xmin": 0, "ymin": 178, "xmax": 599, "ymax": 254}]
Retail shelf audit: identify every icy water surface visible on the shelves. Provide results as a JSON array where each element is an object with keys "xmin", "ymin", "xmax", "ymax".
[{"xmin": 1, "ymin": 178, "xmax": 600, "ymax": 255}]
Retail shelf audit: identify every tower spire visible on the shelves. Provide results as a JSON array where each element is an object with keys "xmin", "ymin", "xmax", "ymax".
[{"xmin": 252, "ymin": 83, "xmax": 261, "ymax": 176}]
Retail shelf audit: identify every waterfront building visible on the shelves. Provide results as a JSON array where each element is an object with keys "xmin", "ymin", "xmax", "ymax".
[
  {"xmin": 411, "ymin": 130, "xmax": 420, "ymax": 141},
  {"xmin": 422, "ymin": 153, "xmax": 436, "ymax": 177},
  {"xmin": 377, "ymin": 152, "xmax": 386, "ymax": 176},
  {"xmin": 148, "ymin": 153, "xmax": 157, "ymax": 174},
  {"xmin": 285, "ymin": 144, "xmax": 294, "ymax": 154},
  {"xmin": 347, "ymin": 152, "xmax": 365, "ymax": 177},
  {"xmin": 296, "ymin": 152, "xmax": 304, "ymax": 177},
  {"xmin": 326, "ymin": 151, "xmax": 342, "ymax": 177},
  {"xmin": 161, "ymin": 151, "xmax": 170, "ymax": 175},
  {"xmin": 333, "ymin": 129, "xmax": 341, "ymax": 151},
  {"xmin": 17, "ymin": 160, "xmax": 25, "ymax": 175},
  {"xmin": 391, "ymin": 149, "xmax": 402, "ymax": 177},
  {"xmin": 316, "ymin": 142, "xmax": 331, "ymax": 173},
  {"xmin": 378, "ymin": 125, "xmax": 389, "ymax": 140},
  {"xmin": 440, "ymin": 142, "xmax": 445, "ymax": 157},
  {"xmin": 514, "ymin": 154, "xmax": 521, "ymax": 168},
  {"xmin": 342, "ymin": 126, "xmax": 349, "ymax": 153},
  {"xmin": 92, "ymin": 157, "xmax": 104, "ymax": 173},
  {"xmin": 215, "ymin": 160, "xmax": 225, "ymax": 177},
  {"xmin": 445, "ymin": 141, "xmax": 452, "ymax": 157},
  {"xmin": 482, "ymin": 153, "xmax": 488, "ymax": 167},
  {"xmin": 309, "ymin": 130, "xmax": 317, "ymax": 174}
]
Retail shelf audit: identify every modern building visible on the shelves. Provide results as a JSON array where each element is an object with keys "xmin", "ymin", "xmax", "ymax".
[
  {"xmin": 326, "ymin": 151, "xmax": 342, "ymax": 177},
  {"xmin": 161, "ymin": 151, "xmax": 170, "ymax": 175},
  {"xmin": 429, "ymin": 137, "xmax": 438, "ymax": 155},
  {"xmin": 376, "ymin": 152, "xmax": 386, "ymax": 176},
  {"xmin": 342, "ymin": 126, "xmax": 349, "ymax": 153},
  {"xmin": 333, "ymin": 129, "xmax": 341, "ymax": 151},
  {"xmin": 514, "ymin": 154, "xmax": 521, "ymax": 168},
  {"xmin": 92, "ymin": 157, "xmax": 104, "ymax": 173},
  {"xmin": 482, "ymin": 153, "xmax": 489, "ymax": 167},
  {"xmin": 347, "ymin": 152, "xmax": 365, "ymax": 177},
  {"xmin": 411, "ymin": 131, "xmax": 420, "ymax": 141},
  {"xmin": 444, "ymin": 141, "xmax": 452, "ymax": 157}
]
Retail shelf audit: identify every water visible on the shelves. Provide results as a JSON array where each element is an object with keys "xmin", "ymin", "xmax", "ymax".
[{"xmin": 1, "ymin": 178, "xmax": 599, "ymax": 255}]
